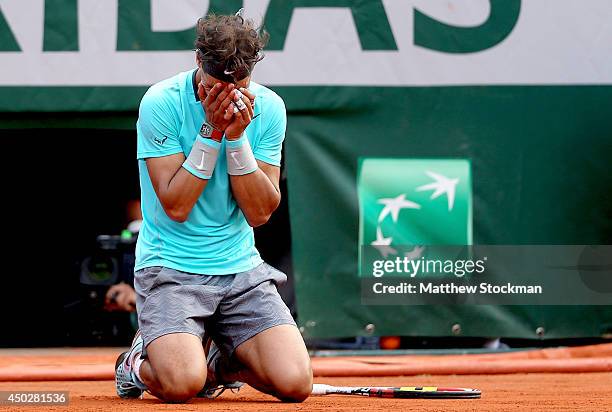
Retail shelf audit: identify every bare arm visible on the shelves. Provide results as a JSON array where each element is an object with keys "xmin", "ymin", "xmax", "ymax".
[
  {"xmin": 146, "ymin": 153, "xmax": 208, "ymax": 223},
  {"xmin": 224, "ymin": 87, "xmax": 284, "ymax": 227},
  {"xmin": 230, "ymin": 161, "xmax": 281, "ymax": 227}
]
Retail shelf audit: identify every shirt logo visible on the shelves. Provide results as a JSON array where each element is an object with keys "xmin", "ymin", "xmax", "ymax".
[{"xmin": 154, "ymin": 136, "xmax": 168, "ymax": 145}]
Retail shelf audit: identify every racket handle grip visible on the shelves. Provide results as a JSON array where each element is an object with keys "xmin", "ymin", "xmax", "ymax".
[{"xmin": 311, "ymin": 384, "xmax": 332, "ymax": 395}]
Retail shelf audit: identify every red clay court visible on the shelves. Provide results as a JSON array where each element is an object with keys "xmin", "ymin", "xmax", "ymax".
[{"xmin": 1, "ymin": 343, "xmax": 611, "ymax": 411}]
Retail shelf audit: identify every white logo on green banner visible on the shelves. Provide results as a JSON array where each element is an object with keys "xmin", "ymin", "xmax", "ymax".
[{"xmin": 358, "ymin": 158, "xmax": 472, "ymax": 276}]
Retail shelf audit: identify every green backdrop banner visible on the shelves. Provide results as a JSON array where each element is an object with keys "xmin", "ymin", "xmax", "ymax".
[
  {"xmin": 282, "ymin": 86, "xmax": 612, "ymax": 339},
  {"xmin": 2, "ymin": 1, "xmax": 612, "ymax": 112}
]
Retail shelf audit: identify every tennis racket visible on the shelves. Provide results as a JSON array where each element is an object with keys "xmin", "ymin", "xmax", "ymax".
[{"xmin": 311, "ymin": 384, "xmax": 481, "ymax": 399}]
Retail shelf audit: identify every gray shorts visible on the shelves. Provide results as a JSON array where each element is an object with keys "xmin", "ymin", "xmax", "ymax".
[{"xmin": 134, "ymin": 263, "xmax": 296, "ymax": 357}]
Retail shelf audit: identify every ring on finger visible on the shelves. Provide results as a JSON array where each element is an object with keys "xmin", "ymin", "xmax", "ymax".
[
  {"xmin": 234, "ymin": 98, "xmax": 247, "ymax": 112},
  {"xmin": 233, "ymin": 91, "xmax": 248, "ymax": 112}
]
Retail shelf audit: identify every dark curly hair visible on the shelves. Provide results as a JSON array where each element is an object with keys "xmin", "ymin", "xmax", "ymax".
[{"xmin": 195, "ymin": 14, "xmax": 269, "ymax": 81}]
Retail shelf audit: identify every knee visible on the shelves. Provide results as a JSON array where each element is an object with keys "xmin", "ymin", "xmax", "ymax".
[
  {"xmin": 158, "ymin": 368, "xmax": 206, "ymax": 403},
  {"xmin": 274, "ymin": 365, "xmax": 313, "ymax": 403}
]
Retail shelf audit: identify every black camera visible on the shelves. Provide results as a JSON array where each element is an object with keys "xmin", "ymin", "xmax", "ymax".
[
  {"xmin": 79, "ymin": 231, "xmax": 137, "ymax": 308},
  {"xmin": 63, "ymin": 230, "xmax": 138, "ymax": 345}
]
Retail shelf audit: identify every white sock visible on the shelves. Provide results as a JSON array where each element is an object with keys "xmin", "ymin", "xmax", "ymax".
[{"xmin": 133, "ymin": 355, "xmax": 146, "ymax": 387}]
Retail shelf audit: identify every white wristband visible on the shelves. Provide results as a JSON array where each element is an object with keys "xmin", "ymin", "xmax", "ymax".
[
  {"xmin": 182, "ymin": 136, "xmax": 221, "ymax": 179},
  {"xmin": 226, "ymin": 133, "xmax": 258, "ymax": 175}
]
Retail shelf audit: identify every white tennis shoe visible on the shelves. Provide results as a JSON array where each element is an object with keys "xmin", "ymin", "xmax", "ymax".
[{"xmin": 115, "ymin": 330, "xmax": 146, "ymax": 399}]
